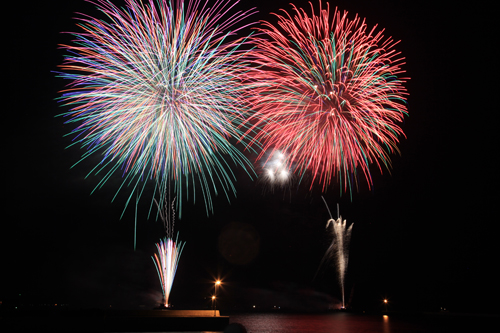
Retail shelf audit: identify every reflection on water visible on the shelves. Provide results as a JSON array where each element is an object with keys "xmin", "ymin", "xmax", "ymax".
[
  {"xmin": 229, "ymin": 313, "xmax": 384, "ymax": 333},
  {"xmin": 382, "ymin": 314, "xmax": 390, "ymax": 333},
  {"xmin": 227, "ymin": 312, "xmax": 496, "ymax": 333}
]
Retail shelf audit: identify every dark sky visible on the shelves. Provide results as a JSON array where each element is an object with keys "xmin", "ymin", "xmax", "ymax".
[{"xmin": 3, "ymin": 0, "xmax": 498, "ymax": 314}]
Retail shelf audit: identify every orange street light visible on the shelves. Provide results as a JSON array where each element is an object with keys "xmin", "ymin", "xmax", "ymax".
[
  {"xmin": 215, "ymin": 280, "xmax": 221, "ymax": 296},
  {"xmin": 212, "ymin": 296, "xmax": 216, "ymax": 316},
  {"xmin": 214, "ymin": 280, "xmax": 222, "ymax": 314}
]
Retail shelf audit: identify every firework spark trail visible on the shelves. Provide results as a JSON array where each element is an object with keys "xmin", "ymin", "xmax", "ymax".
[
  {"xmin": 315, "ymin": 197, "xmax": 353, "ymax": 309},
  {"xmin": 326, "ymin": 217, "xmax": 353, "ymax": 309},
  {"xmin": 243, "ymin": 1, "xmax": 409, "ymax": 194},
  {"xmin": 56, "ymin": 0, "xmax": 258, "ymax": 217},
  {"xmin": 152, "ymin": 236, "xmax": 185, "ymax": 307},
  {"xmin": 152, "ymin": 195, "xmax": 184, "ymax": 307}
]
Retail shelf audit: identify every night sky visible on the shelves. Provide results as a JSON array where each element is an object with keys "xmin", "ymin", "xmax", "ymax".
[{"xmin": 3, "ymin": 0, "xmax": 498, "ymax": 315}]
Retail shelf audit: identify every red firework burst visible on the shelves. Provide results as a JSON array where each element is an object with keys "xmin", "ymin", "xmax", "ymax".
[{"xmin": 244, "ymin": 1, "xmax": 409, "ymax": 193}]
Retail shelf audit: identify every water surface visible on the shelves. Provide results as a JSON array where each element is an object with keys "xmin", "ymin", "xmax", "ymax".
[{"xmin": 227, "ymin": 312, "xmax": 496, "ymax": 333}]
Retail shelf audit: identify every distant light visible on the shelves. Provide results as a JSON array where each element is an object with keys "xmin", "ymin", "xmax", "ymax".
[
  {"xmin": 212, "ymin": 296, "xmax": 216, "ymax": 300},
  {"xmin": 216, "ymin": 280, "xmax": 221, "ymax": 285}
]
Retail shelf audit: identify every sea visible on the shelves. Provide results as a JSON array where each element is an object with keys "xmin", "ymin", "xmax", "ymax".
[
  {"xmin": 3, "ymin": 310, "xmax": 498, "ymax": 332},
  {"xmin": 218, "ymin": 312, "xmax": 497, "ymax": 333}
]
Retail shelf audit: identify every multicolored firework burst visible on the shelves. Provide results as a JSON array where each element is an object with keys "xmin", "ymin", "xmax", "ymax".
[
  {"xmin": 56, "ymin": 0, "xmax": 257, "ymax": 217},
  {"xmin": 244, "ymin": 1, "xmax": 409, "ymax": 194}
]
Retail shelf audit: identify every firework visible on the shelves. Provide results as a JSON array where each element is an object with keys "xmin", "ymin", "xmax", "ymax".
[
  {"xmin": 244, "ymin": 1, "xmax": 408, "ymax": 194},
  {"xmin": 315, "ymin": 198, "xmax": 353, "ymax": 309},
  {"xmin": 325, "ymin": 216, "xmax": 352, "ymax": 309},
  {"xmin": 152, "ymin": 236, "xmax": 185, "ymax": 307},
  {"xmin": 56, "ymin": 0, "xmax": 257, "ymax": 217},
  {"xmin": 151, "ymin": 196, "xmax": 184, "ymax": 308},
  {"xmin": 261, "ymin": 149, "xmax": 292, "ymax": 189}
]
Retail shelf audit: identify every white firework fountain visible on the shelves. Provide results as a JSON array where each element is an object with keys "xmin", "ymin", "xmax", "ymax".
[
  {"xmin": 317, "ymin": 197, "xmax": 353, "ymax": 309},
  {"xmin": 152, "ymin": 236, "xmax": 185, "ymax": 308},
  {"xmin": 152, "ymin": 197, "xmax": 185, "ymax": 308}
]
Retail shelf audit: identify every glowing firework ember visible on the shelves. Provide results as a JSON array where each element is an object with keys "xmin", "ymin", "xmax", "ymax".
[
  {"xmin": 244, "ymin": 1, "xmax": 408, "ymax": 193},
  {"xmin": 261, "ymin": 150, "xmax": 292, "ymax": 188},
  {"xmin": 56, "ymin": 0, "xmax": 257, "ymax": 216},
  {"xmin": 152, "ymin": 236, "xmax": 185, "ymax": 307}
]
